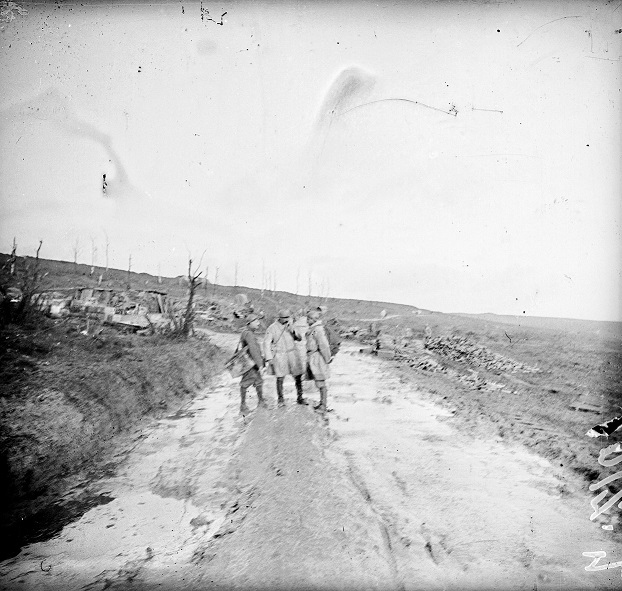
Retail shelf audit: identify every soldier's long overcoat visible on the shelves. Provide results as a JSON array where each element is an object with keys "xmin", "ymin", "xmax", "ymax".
[
  {"xmin": 306, "ymin": 321, "xmax": 331, "ymax": 381},
  {"xmin": 264, "ymin": 321, "xmax": 304, "ymax": 377},
  {"xmin": 292, "ymin": 316, "xmax": 309, "ymax": 372}
]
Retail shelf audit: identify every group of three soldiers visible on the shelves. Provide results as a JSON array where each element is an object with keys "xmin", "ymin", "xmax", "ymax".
[{"xmin": 238, "ymin": 307, "xmax": 332, "ymax": 414}]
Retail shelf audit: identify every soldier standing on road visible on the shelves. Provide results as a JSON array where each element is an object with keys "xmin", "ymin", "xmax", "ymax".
[
  {"xmin": 306, "ymin": 308, "xmax": 332, "ymax": 413},
  {"xmin": 239, "ymin": 314, "xmax": 267, "ymax": 414},
  {"xmin": 264, "ymin": 309, "xmax": 306, "ymax": 406}
]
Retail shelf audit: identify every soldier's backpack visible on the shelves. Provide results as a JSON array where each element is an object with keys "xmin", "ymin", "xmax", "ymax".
[{"xmin": 324, "ymin": 319, "xmax": 342, "ymax": 359}]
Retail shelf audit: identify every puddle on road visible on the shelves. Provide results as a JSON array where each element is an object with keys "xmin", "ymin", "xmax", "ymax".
[
  {"xmin": 0, "ymin": 492, "xmax": 115, "ymax": 562},
  {"xmin": 0, "ymin": 373, "xmax": 245, "ymax": 591},
  {"xmin": 0, "ymin": 334, "xmax": 241, "ymax": 566}
]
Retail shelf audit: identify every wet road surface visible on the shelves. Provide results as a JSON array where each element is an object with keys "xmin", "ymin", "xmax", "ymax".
[{"xmin": 1, "ymin": 333, "xmax": 619, "ymax": 590}]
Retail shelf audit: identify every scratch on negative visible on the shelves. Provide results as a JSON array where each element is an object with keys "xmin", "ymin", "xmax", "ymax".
[
  {"xmin": 338, "ymin": 98, "xmax": 458, "ymax": 118},
  {"xmin": 517, "ymin": 16, "xmax": 582, "ymax": 47},
  {"xmin": 472, "ymin": 107, "xmax": 504, "ymax": 114},
  {"xmin": 585, "ymin": 55, "xmax": 621, "ymax": 61}
]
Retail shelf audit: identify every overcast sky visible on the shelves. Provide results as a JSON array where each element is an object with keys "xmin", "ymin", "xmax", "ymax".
[{"xmin": 1, "ymin": 0, "xmax": 620, "ymax": 321}]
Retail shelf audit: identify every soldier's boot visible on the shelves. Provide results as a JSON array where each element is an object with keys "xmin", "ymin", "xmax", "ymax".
[
  {"xmin": 295, "ymin": 375, "xmax": 307, "ymax": 405},
  {"xmin": 314, "ymin": 387, "xmax": 327, "ymax": 413},
  {"xmin": 256, "ymin": 384, "xmax": 267, "ymax": 408},
  {"xmin": 276, "ymin": 377, "xmax": 285, "ymax": 407},
  {"xmin": 240, "ymin": 387, "xmax": 250, "ymax": 414}
]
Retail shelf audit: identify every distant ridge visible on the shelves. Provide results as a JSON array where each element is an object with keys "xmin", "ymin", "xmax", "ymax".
[{"xmin": 453, "ymin": 312, "xmax": 622, "ymax": 333}]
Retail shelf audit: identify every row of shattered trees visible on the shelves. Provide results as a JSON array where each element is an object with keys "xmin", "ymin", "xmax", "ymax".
[{"xmin": 0, "ymin": 240, "xmax": 202, "ymax": 338}]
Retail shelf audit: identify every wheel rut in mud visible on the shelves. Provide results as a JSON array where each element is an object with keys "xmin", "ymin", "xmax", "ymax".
[{"xmin": 193, "ymin": 404, "xmax": 403, "ymax": 591}]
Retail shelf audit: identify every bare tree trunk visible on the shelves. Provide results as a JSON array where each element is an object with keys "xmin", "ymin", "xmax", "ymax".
[
  {"xmin": 261, "ymin": 260, "xmax": 266, "ymax": 293},
  {"xmin": 127, "ymin": 254, "xmax": 132, "ymax": 290},
  {"xmin": 73, "ymin": 238, "xmax": 80, "ymax": 271},
  {"xmin": 104, "ymin": 232, "xmax": 110, "ymax": 273},
  {"xmin": 10, "ymin": 237, "xmax": 17, "ymax": 275},
  {"xmin": 90, "ymin": 236, "xmax": 97, "ymax": 276},
  {"xmin": 212, "ymin": 267, "xmax": 219, "ymax": 298},
  {"xmin": 183, "ymin": 258, "xmax": 194, "ymax": 337},
  {"xmin": 183, "ymin": 257, "xmax": 202, "ymax": 338}
]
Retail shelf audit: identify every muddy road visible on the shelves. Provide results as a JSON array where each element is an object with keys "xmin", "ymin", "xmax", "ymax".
[{"xmin": 1, "ymin": 332, "xmax": 619, "ymax": 590}]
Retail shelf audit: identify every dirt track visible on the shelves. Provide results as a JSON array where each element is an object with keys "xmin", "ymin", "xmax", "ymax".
[{"xmin": 1, "ymin": 332, "xmax": 620, "ymax": 590}]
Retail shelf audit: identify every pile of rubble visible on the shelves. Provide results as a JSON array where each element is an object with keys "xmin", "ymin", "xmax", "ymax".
[
  {"xmin": 373, "ymin": 335, "xmax": 525, "ymax": 393},
  {"xmin": 425, "ymin": 335, "xmax": 540, "ymax": 374},
  {"xmin": 393, "ymin": 348, "xmax": 515, "ymax": 393},
  {"xmin": 36, "ymin": 287, "xmax": 171, "ymax": 332},
  {"xmin": 394, "ymin": 349, "xmax": 444, "ymax": 372}
]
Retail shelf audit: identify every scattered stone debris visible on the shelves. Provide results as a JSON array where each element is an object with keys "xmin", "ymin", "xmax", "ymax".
[
  {"xmin": 424, "ymin": 335, "xmax": 540, "ymax": 374},
  {"xmin": 394, "ymin": 349, "xmax": 444, "ymax": 373},
  {"xmin": 365, "ymin": 334, "xmax": 525, "ymax": 394}
]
